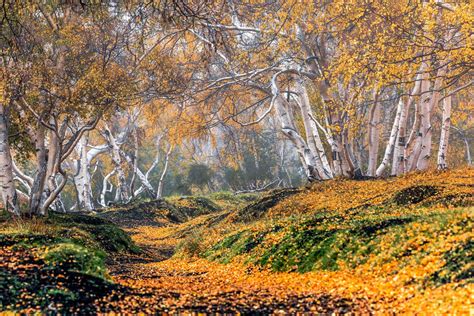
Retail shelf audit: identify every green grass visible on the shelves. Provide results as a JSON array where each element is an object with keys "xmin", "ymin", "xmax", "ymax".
[{"xmin": 199, "ymin": 207, "xmax": 473, "ymax": 285}]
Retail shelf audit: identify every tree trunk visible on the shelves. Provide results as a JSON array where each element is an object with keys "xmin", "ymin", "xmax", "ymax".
[
  {"xmin": 464, "ymin": 137, "xmax": 472, "ymax": 166},
  {"xmin": 274, "ymin": 94, "xmax": 320, "ymax": 181},
  {"xmin": 73, "ymin": 135, "xmax": 94, "ymax": 211},
  {"xmin": 100, "ymin": 169, "xmax": 115, "ymax": 207},
  {"xmin": 437, "ymin": 95, "xmax": 451, "ymax": 169},
  {"xmin": 129, "ymin": 125, "xmax": 139, "ymax": 196},
  {"xmin": 295, "ymin": 81, "xmax": 332, "ymax": 179},
  {"xmin": 156, "ymin": 144, "xmax": 172, "ymax": 199},
  {"xmin": 45, "ymin": 129, "xmax": 66, "ymax": 213},
  {"xmin": 28, "ymin": 126, "xmax": 48, "ymax": 216},
  {"xmin": 120, "ymin": 149, "xmax": 155, "ymax": 198},
  {"xmin": 0, "ymin": 105, "xmax": 20, "ymax": 215},
  {"xmin": 367, "ymin": 90, "xmax": 381, "ymax": 177},
  {"xmin": 105, "ymin": 125, "xmax": 129, "ymax": 202},
  {"xmin": 319, "ymin": 84, "xmax": 350, "ymax": 177},
  {"xmin": 376, "ymin": 99, "xmax": 403, "ymax": 177},
  {"xmin": 392, "ymin": 73, "xmax": 422, "ymax": 175},
  {"xmin": 416, "ymin": 65, "xmax": 446, "ymax": 171}
]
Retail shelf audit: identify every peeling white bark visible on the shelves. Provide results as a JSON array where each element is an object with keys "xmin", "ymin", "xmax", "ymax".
[
  {"xmin": 392, "ymin": 72, "xmax": 422, "ymax": 175},
  {"xmin": 437, "ymin": 95, "xmax": 451, "ymax": 169},
  {"xmin": 274, "ymin": 94, "xmax": 321, "ymax": 181},
  {"xmin": 367, "ymin": 90, "xmax": 381, "ymax": 177},
  {"xmin": 100, "ymin": 169, "xmax": 115, "ymax": 207},
  {"xmin": 376, "ymin": 98, "xmax": 403, "ymax": 177},
  {"xmin": 105, "ymin": 124, "xmax": 129, "ymax": 202},
  {"xmin": 294, "ymin": 80, "xmax": 332, "ymax": 179},
  {"xmin": 74, "ymin": 135, "xmax": 94, "ymax": 211}
]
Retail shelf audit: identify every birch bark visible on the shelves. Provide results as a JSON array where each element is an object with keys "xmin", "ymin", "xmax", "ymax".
[
  {"xmin": 0, "ymin": 105, "xmax": 20, "ymax": 215},
  {"xmin": 367, "ymin": 90, "xmax": 381, "ymax": 177},
  {"xmin": 376, "ymin": 99, "xmax": 403, "ymax": 177},
  {"xmin": 437, "ymin": 95, "xmax": 451, "ymax": 169},
  {"xmin": 156, "ymin": 144, "xmax": 172, "ymax": 199},
  {"xmin": 294, "ymin": 80, "xmax": 332, "ymax": 179}
]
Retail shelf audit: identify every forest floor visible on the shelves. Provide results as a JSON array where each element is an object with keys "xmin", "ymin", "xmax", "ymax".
[{"xmin": 1, "ymin": 168, "xmax": 473, "ymax": 314}]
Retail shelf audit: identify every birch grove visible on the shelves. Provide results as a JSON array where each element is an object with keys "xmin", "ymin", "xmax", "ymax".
[{"xmin": 0, "ymin": 0, "xmax": 472, "ymax": 215}]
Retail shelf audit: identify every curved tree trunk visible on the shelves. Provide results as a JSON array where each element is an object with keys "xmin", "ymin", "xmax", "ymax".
[
  {"xmin": 376, "ymin": 99, "xmax": 403, "ymax": 177},
  {"xmin": 28, "ymin": 126, "xmax": 48, "ymax": 216},
  {"xmin": 294, "ymin": 81, "xmax": 332, "ymax": 179},
  {"xmin": 105, "ymin": 124, "xmax": 130, "ymax": 203},
  {"xmin": 274, "ymin": 94, "xmax": 321, "ymax": 181},
  {"xmin": 156, "ymin": 144, "xmax": 172, "ymax": 199}
]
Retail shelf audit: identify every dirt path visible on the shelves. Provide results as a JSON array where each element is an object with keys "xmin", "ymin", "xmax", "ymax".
[{"xmin": 103, "ymin": 218, "xmax": 372, "ymax": 314}]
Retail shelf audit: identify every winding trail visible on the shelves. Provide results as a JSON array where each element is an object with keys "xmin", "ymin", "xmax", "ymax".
[{"xmin": 103, "ymin": 211, "xmax": 372, "ymax": 314}]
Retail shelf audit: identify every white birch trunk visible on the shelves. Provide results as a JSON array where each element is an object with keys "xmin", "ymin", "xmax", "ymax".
[
  {"xmin": 367, "ymin": 90, "xmax": 381, "ymax": 177},
  {"xmin": 100, "ymin": 169, "xmax": 115, "ymax": 207},
  {"xmin": 28, "ymin": 126, "xmax": 48, "ymax": 215},
  {"xmin": 105, "ymin": 125, "xmax": 129, "ymax": 202},
  {"xmin": 274, "ymin": 94, "xmax": 321, "ymax": 181},
  {"xmin": 416, "ymin": 65, "xmax": 446, "ymax": 170},
  {"xmin": 464, "ymin": 137, "xmax": 472, "ymax": 166},
  {"xmin": 376, "ymin": 98, "xmax": 403, "ymax": 177},
  {"xmin": 415, "ymin": 71, "xmax": 433, "ymax": 171},
  {"xmin": 156, "ymin": 145, "xmax": 172, "ymax": 199},
  {"xmin": 319, "ymin": 84, "xmax": 349, "ymax": 177},
  {"xmin": 120, "ymin": 149, "xmax": 155, "ymax": 198},
  {"xmin": 437, "ymin": 95, "xmax": 451, "ymax": 169},
  {"xmin": 294, "ymin": 81, "xmax": 332, "ymax": 179},
  {"xmin": 73, "ymin": 135, "xmax": 94, "ymax": 211},
  {"xmin": 0, "ymin": 105, "xmax": 20, "ymax": 215},
  {"xmin": 392, "ymin": 73, "xmax": 422, "ymax": 175},
  {"xmin": 129, "ymin": 126, "xmax": 139, "ymax": 196}
]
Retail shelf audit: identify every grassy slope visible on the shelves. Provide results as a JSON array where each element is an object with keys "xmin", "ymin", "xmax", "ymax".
[
  {"xmin": 1, "ymin": 169, "xmax": 472, "ymax": 313},
  {"xmin": 0, "ymin": 211, "xmax": 140, "ymax": 312},
  {"xmin": 176, "ymin": 168, "xmax": 473, "ymax": 312}
]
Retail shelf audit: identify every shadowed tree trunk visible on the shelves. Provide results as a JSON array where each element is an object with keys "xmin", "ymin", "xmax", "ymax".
[{"xmin": 0, "ymin": 104, "xmax": 20, "ymax": 215}]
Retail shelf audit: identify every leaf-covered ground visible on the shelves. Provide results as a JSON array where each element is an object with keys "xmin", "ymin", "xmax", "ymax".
[{"xmin": 1, "ymin": 169, "xmax": 473, "ymax": 313}]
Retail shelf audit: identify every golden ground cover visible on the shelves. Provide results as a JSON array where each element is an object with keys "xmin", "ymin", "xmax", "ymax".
[{"xmin": 108, "ymin": 168, "xmax": 473, "ymax": 313}]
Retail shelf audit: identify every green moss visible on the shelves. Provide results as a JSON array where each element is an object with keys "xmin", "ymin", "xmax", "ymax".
[
  {"xmin": 207, "ymin": 191, "xmax": 260, "ymax": 209},
  {"xmin": 431, "ymin": 239, "xmax": 473, "ymax": 285},
  {"xmin": 392, "ymin": 185, "xmax": 438, "ymax": 205},
  {"xmin": 0, "ymin": 211, "xmax": 128, "ymax": 312},
  {"xmin": 48, "ymin": 212, "xmax": 141, "ymax": 254},
  {"xmin": 44, "ymin": 243, "xmax": 107, "ymax": 278},
  {"xmin": 202, "ymin": 206, "xmax": 473, "ymax": 280},
  {"xmin": 234, "ymin": 188, "xmax": 301, "ymax": 222}
]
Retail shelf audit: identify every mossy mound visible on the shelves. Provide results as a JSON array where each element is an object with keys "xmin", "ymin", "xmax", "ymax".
[
  {"xmin": 0, "ymin": 244, "xmax": 120, "ymax": 313},
  {"xmin": 48, "ymin": 212, "xmax": 140, "ymax": 253},
  {"xmin": 99, "ymin": 197, "xmax": 223, "ymax": 228},
  {"xmin": 232, "ymin": 188, "xmax": 301, "ymax": 222},
  {"xmin": 99, "ymin": 199, "xmax": 185, "ymax": 227},
  {"xmin": 186, "ymin": 168, "xmax": 474, "ymax": 292},
  {"xmin": 0, "ymin": 211, "xmax": 140, "ymax": 312},
  {"xmin": 171, "ymin": 196, "xmax": 222, "ymax": 217},
  {"xmin": 207, "ymin": 191, "xmax": 261, "ymax": 209},
  {"xmin": 392, "ymin": 185, "xmax": 438, "ymax": 205}
]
